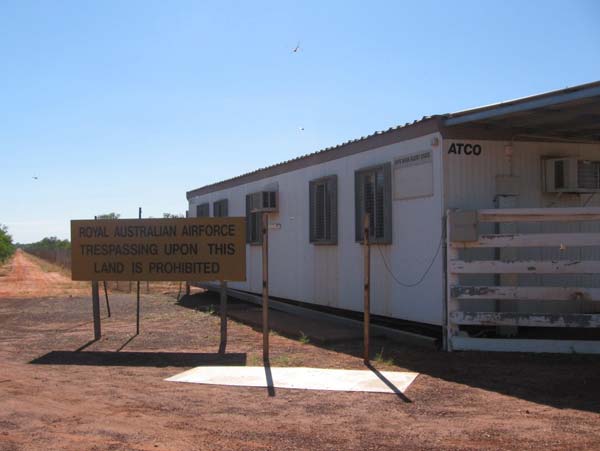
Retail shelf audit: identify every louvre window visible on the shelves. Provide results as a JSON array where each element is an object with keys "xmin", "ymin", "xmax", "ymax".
[
  {"xmin": 245, "ymin": 194, "xmax": 263, "ymax": 244},
  {"xmin": 355, "ymin": 163, "xmax": 392, "ymax": 243},
  {"xmin": 196, "ymin": 203, "xmax": 209, "ymax": 217},
  {"xmin": 213, "ymin": 199, "xmax": 228, "ymax": 217},
  {"xmin": 309, "ymin": 175, "xmax": 338, "ymax": 244}
]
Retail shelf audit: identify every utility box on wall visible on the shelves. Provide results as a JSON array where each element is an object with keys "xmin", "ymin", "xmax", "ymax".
[{"xmin": 449, "ymin": 210, "xmax": 478, "ymax": 242}]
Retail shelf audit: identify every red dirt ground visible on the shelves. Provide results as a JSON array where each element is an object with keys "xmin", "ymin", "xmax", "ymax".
[
  {"xmin": 1, "ymin": 252, "xmax": 599, "ymax": 450},
  {"xmin": 0, "ymin": 250, "xmax": 89, "ymax": 298}
]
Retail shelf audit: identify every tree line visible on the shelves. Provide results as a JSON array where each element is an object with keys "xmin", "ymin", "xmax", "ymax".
[
  {"xmin": 0, "ymin": 224, "xmax": 16, "ymax": 263},
  {"xmin": 2, "ymin": 212, "xmax": 185, "ymax": 262}
]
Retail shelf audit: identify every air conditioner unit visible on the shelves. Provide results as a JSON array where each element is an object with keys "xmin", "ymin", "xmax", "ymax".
[
  {"xmin": 250, "ymin": 191, "xmax": 278, "ymax": 213},
  {"xmin": 543, "ymin": 158, "xmax": 600, "ymax": 193}
]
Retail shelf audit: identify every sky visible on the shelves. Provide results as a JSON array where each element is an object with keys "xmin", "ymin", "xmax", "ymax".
[{"xmin": 1, "ymin": 0, "xmax": 599, "ymax": 243}]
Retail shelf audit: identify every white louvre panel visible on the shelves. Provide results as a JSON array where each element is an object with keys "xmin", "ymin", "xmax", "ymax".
[
  {"xmin": 543, "ymin": 157, "xmax": 600, "ymax": 193},
  {"xmin": 578, "ymin": 160, "xmax": 600, "ymax": 190}
]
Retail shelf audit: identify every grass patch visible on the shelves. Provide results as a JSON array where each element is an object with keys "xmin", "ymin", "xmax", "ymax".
[
  {"xmin": 248, "ymin": 354, "xmax": 300, "ymax": 367},
  {"xmin": 374, "ymin": 347, "xmax": 395, "ymax": 366},
  {"xmin": 298, "ymin": 331, "xmax": 310, "ymax": 344}
]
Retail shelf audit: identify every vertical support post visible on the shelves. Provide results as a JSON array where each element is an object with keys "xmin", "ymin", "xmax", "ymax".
[
  {"xmin": 136, "ymin": 281, "xmax": 140, "ymax": 335},
  {"xmin": 262, "ymin": 213, "xmax": 269, "ymax": 361},
  {"xmin": 446, "ymin": 210, "xmax": 460, "ymax": 351},
  {"xmin": 219, "ymin": 280, "xmax": 228, "ymax": 354},
  {"xmin": 136, "ymin": 206, "xmax": 141, "ymax": 335},
  {"xmin": 185, "ymin": 282, "xmax": 190, "ymax": 296},
  {"xmin": 363, "ymin": 213, "xmax": 370, "ymax": 364},
  {"xmin": 496, "ymin": 194, "xmax": 519, "ymax": 337},
  {"xmin": 103, "ymin": 281, "xmax": 111, "ymax": 317},
  {"xmin": 92, "ymin": 281, "xmax": 101, "ymax": 340}
]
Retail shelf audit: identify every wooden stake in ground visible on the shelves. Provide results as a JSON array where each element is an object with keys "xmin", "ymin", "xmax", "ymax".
[
  {"xmin": 136, "ymin": 206, "xmax": 141, "ymax": 335},
  {"xmin": 92, "ymin": 281, "xmax": 101, "ymax": 340},
  {"xmin": 262, "ymin": 213, "xmax": 269, "ymax": 361},
  {"xmin": 219, "ymin": 280, "xmax": 228, "ymax": 354},
  {"xmin": 363, "ymin": 213, "xmax": 371, "ymax": 364},
  {"xmin": 103, "ymin": 281, "xmax": 111, "ymax": 318}
]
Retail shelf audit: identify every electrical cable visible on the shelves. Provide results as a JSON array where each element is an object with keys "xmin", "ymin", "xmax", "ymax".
[{"xmin": 374, "ymin": 231, "xmax": 444, "ymax": 288}]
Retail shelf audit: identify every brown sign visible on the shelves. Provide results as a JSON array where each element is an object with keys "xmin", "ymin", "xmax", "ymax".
[{"xmin": 71, "ymin": 218, "xmax": 246, "ymax": 281}]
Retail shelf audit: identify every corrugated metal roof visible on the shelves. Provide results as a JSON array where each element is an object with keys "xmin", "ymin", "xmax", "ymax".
[
  {"xmin": 187, "ymin": 115, "xmax": 440, "ymax": 199},
  {"xmin": 187, "ymin": 80, "xmax": 600, "ymax": 199}
]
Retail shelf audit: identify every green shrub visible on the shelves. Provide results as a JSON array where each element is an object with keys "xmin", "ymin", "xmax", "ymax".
[{"xmin": 0, "ymin": 224, "xmax": 16, "ymax": 263}]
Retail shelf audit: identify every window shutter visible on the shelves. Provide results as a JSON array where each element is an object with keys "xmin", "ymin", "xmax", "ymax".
[
  {"xmin": 222, "ymin": 200, "xmax": 228, "ymax": 217},
  {"xmin": 255, "ymin": 212, "xmax": 263, "ymax": 244},
  {"xmin": 328, "ymin": 176, "xmax": 338, "ymax": 244},
  {"xmin": 213, "ymin": 199, "xmax": 228, "ymax": 217},
  {"xmin": 245, "ymin": 195, "xmax": 251, "ymax": 243},
  {"xmin": 309, "ymin": 181, "xmax": 316, "ymax": 243},
  {"xmin": 355, "ymin": 170, "xmax": 362, "ymax": 242},
  {"xmin": 382, "ymin": 162, "xmax": 392, "ymax": 243}
]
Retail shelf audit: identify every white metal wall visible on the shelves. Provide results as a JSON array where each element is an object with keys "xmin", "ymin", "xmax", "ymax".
[
  {"xmin": 189, "ymin": 132, "xmax": 446, "ymax": 325},
  {"xmin": 443, "ymin": 139, "xmax": 600, "ymax": 314}
]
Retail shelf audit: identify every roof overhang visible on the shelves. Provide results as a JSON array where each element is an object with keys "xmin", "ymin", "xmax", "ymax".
[{"xmin": 441, "ymin": 81, "xmax": 600, "ymax": 143}]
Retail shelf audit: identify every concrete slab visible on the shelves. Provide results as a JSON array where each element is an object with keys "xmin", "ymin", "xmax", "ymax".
[{"xmin": 166, "ymin": 366, "xmax": 419, "ymax": 394}]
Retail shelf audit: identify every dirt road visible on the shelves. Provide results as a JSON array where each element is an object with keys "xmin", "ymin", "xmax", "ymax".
[
  {"xmin": 1, "ymin": 253, "xmax": 600, "ymax": 450},
  {"xmin": 0, "ymin": 250, "xmax": 87, "ymax": 298}
]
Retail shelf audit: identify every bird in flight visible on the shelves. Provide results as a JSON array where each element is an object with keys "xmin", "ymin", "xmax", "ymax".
[
  {"xmin": 298, "ymin": 127, "xmax": 305, "ymax": 131},
  {"xmin": 292, "ymin": 41, "xmax": 301, "ymax": 53},
  {"xmin": 32, "ymin": 176, "xmax": 38, "ymax": 180}
]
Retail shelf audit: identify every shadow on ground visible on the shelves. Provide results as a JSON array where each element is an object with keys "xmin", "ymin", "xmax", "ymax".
[
  {"xmin": 179, "ymin": 290, "xmax": 600, "ymax": 414},
  {"xmin": 30, "ymin": 351, "xmax": 246, "ymax": 367}
]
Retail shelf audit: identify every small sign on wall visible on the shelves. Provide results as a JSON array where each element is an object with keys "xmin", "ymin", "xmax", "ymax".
[{"xmin": 393, "ymin": 151, "xmax": 434, "ymax": 200}]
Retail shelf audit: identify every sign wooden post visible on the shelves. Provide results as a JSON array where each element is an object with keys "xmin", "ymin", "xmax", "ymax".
[
  {"xmin": 103, "ymin": 281, "xmax": 111, "ymax": 318},
  {"xmin": 262, "ymin": 213, "xmax": 269, "ymax": 361},
  {"xmin": 219, "ymin": 280, "xmax": 228, "ymax": 354},
  {"xmin": 363, "ymin": 213, "xmax": 371, "ymax": 364},
  {"xmin": 136, "ymin": 207, "xmax": 141, "ymax": 335},
  {"xmin": 92, "ymin": 281, "xmax": 101, "ymax": 340}
]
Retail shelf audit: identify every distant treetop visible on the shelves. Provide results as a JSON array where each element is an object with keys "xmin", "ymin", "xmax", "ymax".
[{"xmin": 96, "ymin": 213, "xmax": 121, "ymax": 220}]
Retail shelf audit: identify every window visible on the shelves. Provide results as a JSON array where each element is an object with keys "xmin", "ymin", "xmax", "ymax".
[
  {"xmin": 196, "ymin": 203, "xmax": 209, "ymax": 217},
  {"xmin": 355, "ymin": 163, "xmax": 392, "ymax": 243},
  {"xmin": 309, "ymin": 175, "xmax": 337, "ymax": 244},
  {"xmin": 213, "ymin": 199, "xmax": 228, "ymax": 217},
  {"xmin": 245, "ymin": 194, "xmax": 262, "ymax": 244},
  {"xmin": 554, "ymin": 160, "xmax": 565, "ymax": 189}
]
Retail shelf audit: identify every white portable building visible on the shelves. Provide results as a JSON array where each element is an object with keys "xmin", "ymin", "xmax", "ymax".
[{"xmin": 187, "ymin": 81, "xmax": 600, "ymax": 353}]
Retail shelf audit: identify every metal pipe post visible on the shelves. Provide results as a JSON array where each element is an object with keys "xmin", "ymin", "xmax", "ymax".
[
  {"xmin": 363, "ymin": 213, "xmax": 371, "ymax": 364},
  {"xmin": 92, "ymin": 281, "xmax": 101, "ymax": 340},
  {"xmin": 262, "ymin": 213, "xmax": 269, "ymax": 361},
  {"xmin": 219, "ymin": 280, "xmax": 228, "ymax": 354}
]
